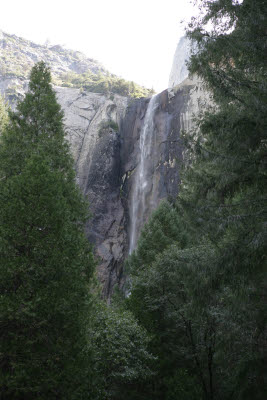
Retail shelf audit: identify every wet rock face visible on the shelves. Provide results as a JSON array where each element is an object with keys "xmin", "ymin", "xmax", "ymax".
[{"xmin": 121, "ymin": 82, "xmax": 200, "ymax": 255}]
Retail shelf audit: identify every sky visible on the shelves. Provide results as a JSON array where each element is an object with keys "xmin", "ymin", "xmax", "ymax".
[{"xmin": 0, "ymin": 0, "xmax": 197, "ymax": 92}]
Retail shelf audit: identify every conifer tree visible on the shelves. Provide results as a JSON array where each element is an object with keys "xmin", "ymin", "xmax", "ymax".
[
  {"xmin": 126, "ymin": 1, "xmax": 267, "ymax": 398},
  {"xmin": 0, "ymin": 62, "xmax": 94, "ymax": 399},
  {"xmin": 182, "ymin": 1, "xmax": 267, "ymax": 395},
  {"xmin": 184, "ymin": 0, "xmax": 267, "ymax": 274}
]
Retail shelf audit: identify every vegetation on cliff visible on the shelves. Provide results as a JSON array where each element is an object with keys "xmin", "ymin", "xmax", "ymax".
[
  {"xmin": 60, "ymin": 70, "xmax": 155, "ymax": 98},
  {"xmin": 0, "ymin": 31, "xmax": 154, "ymax": 99}
]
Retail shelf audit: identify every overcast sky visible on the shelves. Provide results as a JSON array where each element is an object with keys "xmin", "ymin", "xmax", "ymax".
[{"xmin": 0, "ymin": 0, "xmax": 197, "ymax": 92}]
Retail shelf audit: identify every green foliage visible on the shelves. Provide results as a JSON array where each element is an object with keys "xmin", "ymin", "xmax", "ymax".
[
  {"xmin": 60, "ymin": 71, "xmax": 155, "ymax": 98},
  {"xmin": 125, "ymin": 1, "xmax": 267, "ymax": 399},
  {"xmin": 127, "ymin": 200, "xmax": 188, "ymax": 269},
  {"xmin": 182, "ymin": 2, "xmax": 267, "ymax": 395},
  {"xmin": 0, "ymin": 62, "xmax": 95, "ymax": 399},
  {"xmin": 98, "ymin": 119, "xmax": 119, "ymax": 136},
  {"xmin": 127, "ymin": 203, "xmax": 226, "ymax": 399},
  {"xmin": 88, "ymin": 299, "xmax": 155, "ymax": 399},
  {"xmin": 184, "ymin": 0, "xmax": 267, "ymax": 268},
  {"xmin": 164, "ymin": 369, "xmax": 201, "ymax": 400},
  {"xmin": 0, "ymin": 95, "xmax": 9, "ymax": 133}
]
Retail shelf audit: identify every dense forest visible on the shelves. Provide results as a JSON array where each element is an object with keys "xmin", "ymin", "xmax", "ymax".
[{"xmin": 0, "ymin": 0, "xmax": 266, "ymax": 399}]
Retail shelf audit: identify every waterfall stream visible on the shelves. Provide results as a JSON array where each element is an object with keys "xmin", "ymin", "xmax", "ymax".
[{"xmin": 129, "ymin": 94, "xmax": 159, "ymax": 254}]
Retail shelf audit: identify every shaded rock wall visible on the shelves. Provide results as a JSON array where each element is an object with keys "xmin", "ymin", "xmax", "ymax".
[{"xmin": 122, "ymin": 79, "xmax": 206, "ymax": 259}]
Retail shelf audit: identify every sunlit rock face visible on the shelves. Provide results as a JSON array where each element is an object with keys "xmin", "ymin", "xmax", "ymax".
[
  {"xmin": 0, "ymin": 29, "xmax": 105, "ymax": 106},
  {"xmin": 168, "ymin": 36, "xmax": 191, "ymax": 88}
]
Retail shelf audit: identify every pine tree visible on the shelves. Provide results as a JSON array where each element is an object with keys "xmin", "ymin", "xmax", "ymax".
[
  {"xmin": 183, "ymin": 0, "xmax": 267, "ymax": 274},
  {"xmin": 0, "ymin": 62, "xmax": 94, "ymax": 399},
  {"xmin": 126, "ymin": 1, "xmax": 267, "ymax": 398},
  {"xmin": 182, "ymin": 0, "xmax": 267, "ymax": 397}
]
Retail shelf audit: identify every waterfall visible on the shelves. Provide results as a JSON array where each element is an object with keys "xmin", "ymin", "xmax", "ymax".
[{"xmin": 129, "ymin": 94, "xmax": 159, "ymax": 254}]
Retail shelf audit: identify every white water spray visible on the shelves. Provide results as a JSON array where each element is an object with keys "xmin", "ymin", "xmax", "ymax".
[{"xmin": 129, "ymin": 95, "xmax": 159, "ymax": 254}]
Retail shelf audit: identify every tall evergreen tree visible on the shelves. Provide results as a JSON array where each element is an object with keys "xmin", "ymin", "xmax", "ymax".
[
  {"xmin": 126, "ymin": 1, "xmax": 267, "ymax": 399},
  {"xmin": 182, "ymin": 1, "xmax": 267, "ymax": 396},
  {"xmin": 0, "ymin": 62, "xmax": 94, "ymax": 399},
  {"xmin": 184, "ymin": 0, "xmax": 267, "ymax": 275}
]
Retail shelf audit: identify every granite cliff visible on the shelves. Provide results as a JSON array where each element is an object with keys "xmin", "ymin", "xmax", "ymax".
[
  {"xmin": 169, "ymin": 36, "xmax": 191, "ymax": 88},
  {"xmin": 0, "ymin": 31, "xmax": 208, "ymax": 297},
  {"xmin": 56, "ymin": 79, "xmax": 207, "ymax": 297}
]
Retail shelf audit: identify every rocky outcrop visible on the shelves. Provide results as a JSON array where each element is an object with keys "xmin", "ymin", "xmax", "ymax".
[
  {"xmin": 0, "ymin": 29, "xmax": 106, "ymax": 107},
  {"xmin": 168, "ymin": 36, "xmax": 193, "ymax": 89},
  {"xmin": 0, "ymin": 29, "xmax": 104, "ymax": 82}
]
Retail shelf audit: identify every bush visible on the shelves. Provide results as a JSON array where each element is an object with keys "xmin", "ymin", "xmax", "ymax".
[{"xmin": 98, "ymin": 119, "xmax": 119, "ymax": 136}]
